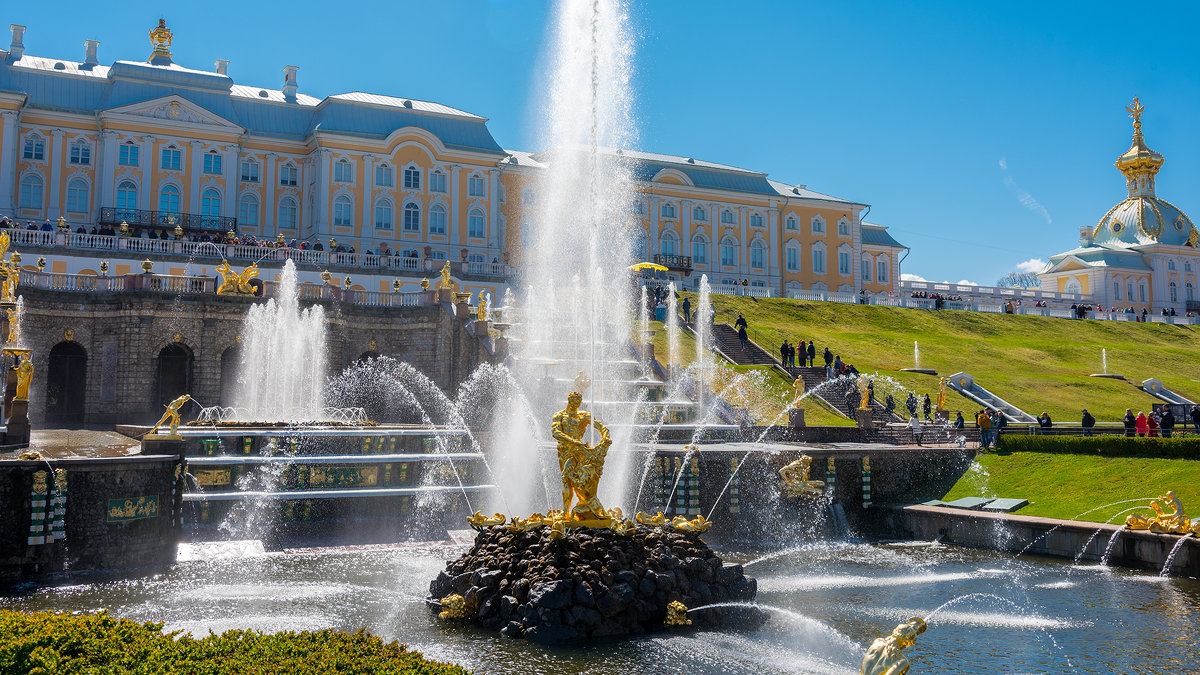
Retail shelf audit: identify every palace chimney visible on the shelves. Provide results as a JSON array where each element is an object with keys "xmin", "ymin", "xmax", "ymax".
[
  {"xmin": 8, "ymin": 25, "xmax": 25, "ymax": 60},
  {"xmin": 83, "ymin": 40, "xmax": 99, "ymax": 68},
  {"xmin": 214, "ymin": 59, "xmax": 228, "ymax": 75},
  {"xmin": 282, "ymin": 65, "xmax": 298, "ymax": 102},
  {"xmin": 1079, "ymin": 226, "xmax": 1094, "ymax": 247}
]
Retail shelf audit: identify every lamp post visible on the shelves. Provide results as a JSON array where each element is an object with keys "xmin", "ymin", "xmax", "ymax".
[{"xmin": 56, "ymin": 217, "xmax": 67, "ymax": 232}]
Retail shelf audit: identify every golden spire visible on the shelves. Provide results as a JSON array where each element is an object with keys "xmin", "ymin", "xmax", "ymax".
[
  {"xmin": 149, "ymin": 19, "xmax": 173, "ymax": 62},
  {"xmin": 1115, "ymin": 96, "xmax": 1162, "ymax": 198},
  {"xmin": 1126, "ymin": 97, "xmax": 1144, "ymax": 139}
]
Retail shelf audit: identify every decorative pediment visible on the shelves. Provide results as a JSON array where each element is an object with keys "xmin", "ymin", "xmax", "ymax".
[
  {"xmin": 102, "ymin": 95, "xmax": 243, "ymax": 132},
  {"xmin": 1044, "ymin": 256, "xmax": 1091, "ymax": 274},
  {"xmin": 651, "ymin": 167, "xmax": 694, "ymax": 187}
]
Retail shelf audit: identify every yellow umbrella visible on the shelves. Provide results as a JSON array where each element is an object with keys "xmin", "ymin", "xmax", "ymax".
[{"xmin": 627, "ymin": 262, "xmax": 668, "ymax": 272}]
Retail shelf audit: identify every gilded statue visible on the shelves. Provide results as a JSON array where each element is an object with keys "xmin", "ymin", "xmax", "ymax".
[
  {"xmin": 149, "ymin": 394, "xmax": 191, "ymax": 438},
  {"xmin": 552, "ymin": 391, "xmax": 613, "ymax": 522},
  {"xmin": 1126, "ymin": 491, "xmax": 1192, "ymax": 534},
  {"xmin": 436, "ymin": 262, "xmax": 455, "ymax": 290},
  {"xmin": 664, "ymin": 601, "xmax": 692, "ymax": 627},
  {"xmin": 216, "ymin": 260, "xmax": 259, "ymax": 295},
  {"xmin": 467, "ymin": 511, "xmax": 506, "ymax": 529},
  {"xmin": 438, "ymin": 594, "xmax": 471, "ymax": 620},
  {"xmin": 5, "ymin": 307, "xmax": 17, "ymax": 345},
  {"xmin": 936, "ymin": 377, "xmax": 947, "ymax": 411},
  {"xmin": 857, "ymin": 377, "xmax": 871, "ymax": 411},
  {"xmin": 792, "ymin": 376, "xmax": 806, "ymax": 410},
  {"xmin": 669, "ymin": 514, "xmax": 712, "ymax": 533},
  {"xmin": 779, "ymin": 455, "xmax": 825, "ymax": 498},
  {"xmin": 476, "ymin": 291, "xmax": 488, "ymax": 322},
  {"xmin": 861, "ymin": 617, "xmax": 926, "ymax": 675},
  {"xmin": 635, "ymin": 511, "xmax": 668, "ymax": 527},
  {"xmin": 13, "ymin": 357, "xmax": 33, "ymax": 401}
]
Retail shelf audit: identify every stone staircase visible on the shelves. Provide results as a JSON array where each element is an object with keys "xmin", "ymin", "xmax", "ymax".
[{"xmin": 710, "ymin": 323, "xmax": 778, "ymax": 366}]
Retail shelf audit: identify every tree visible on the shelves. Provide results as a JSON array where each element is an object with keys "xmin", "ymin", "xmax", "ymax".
[{"xmin": 996, "ymin": 271, "xmax": 1040, "ymax": 289}]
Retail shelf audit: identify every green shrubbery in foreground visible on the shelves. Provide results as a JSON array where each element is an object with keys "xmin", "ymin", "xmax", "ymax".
[
  {"xmin": 0, "ymin": 610, "xmax": 468, "ymax": 675},
  {"xmin": 998, "ymin": 434, "xmax": 1200, "ymax": 459}
]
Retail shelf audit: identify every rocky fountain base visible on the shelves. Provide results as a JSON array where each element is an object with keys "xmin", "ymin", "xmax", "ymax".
[{"xmin": 428, "ymin": 525, "xmax": 764, "ymax": 644}]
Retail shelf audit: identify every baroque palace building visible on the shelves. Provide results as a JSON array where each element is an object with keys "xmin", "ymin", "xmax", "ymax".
[
  {"xmin": 1039, "ymin": 99, "xmax": 1200, "ymax": 313},
  {"xmin": 0, "ymin": 21, "xmax": 906, "ymax": 298}
]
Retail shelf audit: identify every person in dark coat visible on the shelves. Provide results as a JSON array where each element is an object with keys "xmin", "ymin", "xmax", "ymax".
[
  {"xmin": 807, "ymin": 342, "xmax": 816, "ymax": 367},
  {"xmin": 823, "ymin": 347, "xmax": 833, "ymax": 367},
  {"xmin": 1161, "ymin": 408, "xmax": 1175, "ymax": 438},
  {"xmin": 905, "ymin": 392, "xmax": 918, "ymax": 417},
  {"xmin": 1081, "ymin": 409, "xmax": 1096, "ymax": 436},
  {"xmin": 953, "ymin": 412, "xmax": 965, "ymax": 429},
  {"xmin": 921, "ymin": 394, "xmax": 932, "ymax": 421},
  {"xmin": 1191, "ymin": 405, "xmax": 1200, "ymax": 433},
  {"xmin": 1123, "ymin": 408, "xmax": 1137, "ymax": 437},
  {"xmin": 681, "ymin": 296, "xmax": 691, "ymax": 323},
  {"xmin": 737, "ymin": 324, "xmax": 748, "ymax": 350},
  {"xmin": 780, "ymin": 340, "xmax": 789, "ymax": 366},
  {"xmin": 735, "ymin": 314, "xmax": 748, "ymax": 331},
  {"xmin": 885, "ymin": 393, "xmax": 896, "ymax": 418}
]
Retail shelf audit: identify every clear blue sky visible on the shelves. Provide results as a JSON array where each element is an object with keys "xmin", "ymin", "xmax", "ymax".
[{"xmin": 9, "ymin": 1, "xmax": 1200, "ymax": 285}]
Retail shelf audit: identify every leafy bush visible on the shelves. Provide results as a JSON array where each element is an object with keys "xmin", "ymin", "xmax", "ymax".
[
  {"xmin": 0, "ymin": 611, "xmax": 469, "ymax": 675},
  {"xmin": 998, "ymin": 434, "xmax": 1200, "ymax": 459}
]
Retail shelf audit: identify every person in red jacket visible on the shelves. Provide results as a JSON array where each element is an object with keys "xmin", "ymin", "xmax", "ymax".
[{"xmin": 1135, "ymin": 411, "xmax": 1149, "ymax": 437}]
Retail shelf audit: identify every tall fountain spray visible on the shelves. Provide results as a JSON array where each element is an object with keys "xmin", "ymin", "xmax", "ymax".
[
  {"xmin": 1102, "ymin": 348, "xmax": 1108, "ymax": 375},
  {"xmin": 666, "ymin": 282, "xmax": 679, "ymax": 380},
  {"xmin": 638, "ymin": 285, "xmax": 649, "ymax": 377},
  {"xmin": 913, "ymin": 341, "xmax": 920, "ymax": 370},
  {"xmin": 489, "ymin": 0, "xmax": 639, "ymax": 514},
  {"xmin": 235, "ymin": 259, "xmax": 328, "ymax": 422},
  {"xmin": 695, "ymin": 275, "xmax": 713, "ymax": 406}
]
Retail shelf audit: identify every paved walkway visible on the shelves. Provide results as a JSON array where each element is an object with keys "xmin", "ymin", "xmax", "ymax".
[{"xmin": 0, "ymin": 428, "xmax": 140, "ymax": 459}]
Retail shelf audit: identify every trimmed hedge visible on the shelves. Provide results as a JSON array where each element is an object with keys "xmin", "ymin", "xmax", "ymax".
[
  {"xmin": 998, "ymin": 434, "xmax": 1200, "ymax": 459},
  {"xmin": 0, "ymin": 611, "xmax": 469, "ymax": 675}
]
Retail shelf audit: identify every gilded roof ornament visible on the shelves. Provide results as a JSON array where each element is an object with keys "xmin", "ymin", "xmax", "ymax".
[
  {"xmin": 1126, "ymin": 97, "xmax": 1144, "ymax": 139},
  {"xmin": 149, "ymin": 19, "xmax": 173, "ymax": 62}
]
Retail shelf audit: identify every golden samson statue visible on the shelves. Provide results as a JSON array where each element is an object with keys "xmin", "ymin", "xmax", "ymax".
[
  {"xmin": 552, "ymin": 391, "xmax": 612, "ymax": 522},
  {"xmin": 779, "ymin": 454, "xmax": 825, "ymax": 498},
  {"xmin": 861, "ymin": 617, "xmax": 926, "ymax": 675}
]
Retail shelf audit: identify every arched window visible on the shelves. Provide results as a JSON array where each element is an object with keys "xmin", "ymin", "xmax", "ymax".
[
  {"xmin": 240, "ymin": 158, "xmax": 259, "ymax": 183},
  {"xmin": 785, "ymin": 240, "xmax": 800, "ymax": 271},
  {"xmin": 468, "ymin": 208, "xmax": 486, "ymax": 238},
  {"xmin": 721, "ymin": 210, "xmax": 735, "ymax": 225},
  {"xmin": 1127, "ymin": 281, "xmax": 1135, "ymax": 302},
  {"xmin": 749, "ymin": 213, "xmax": 763, "ymax": 228},
  {"xmin": 116, "ymin": 180, "xmax": 138, "ymax": 213},
  {"xmin": 1187, "ymin": 283, "xmax": 1195, "ymax": 301},
  {"xmin": 375, "ymin": 163, "xmax": 393, "ymax": 187},
  {"xmin": 238, "ymin": 194, "xmax": 259, "ymax": 227},
  {"xmin": 69, "ymin": 139, "xmax": 91, "ymax": 165},
  {"xmin": 660, "ymin": 230, "xmax": 678, "ymax": 256},
  {"xmin": 429, "ymin": 204, "xmax": 447, "ymax": 234},
  {"xmin": 876, "ymin": 256, "xmax": 889, "ymax": 283},
  {"xmin": 159, "ymin": 185, "xmax": 180, "ymax": 214},
  {"xmin": 660, "ymin": 202, "xmax": 676, "ymax": 219},
  {"xmin": 862, "ymin": 254, "xmax": 873, "ymax": 282},
  {"xmin": 403, "ymin": 202, "xmax": 421, "ymax": 232},
  {"xmin": 278, "ymin": 198, "xmax": 298, "ymax": 230},
  {"xmin": 692, "ymin": 205, "xmax": 706, "ymax": 221},
  {"xmin": 1064, "ymin": 278, "xmax": 1082, "ymax": 295},
  {"xmin": 720, "ymin": 236, "xmax": 738, "ymax": 267},
  {"xmin": 838, "ymin": 244, "xmax": 852, "ymax": 275},
  {"xmin": 203, "ymin": 151, "xmax": 222, "ymax": 175},
  {"xmin": 201, "ymin": 188, "xmax": 222, "ymax": 218},
  {"xmin": 690, "ymin": 233, "xmax": 708, "ymax": 264},
  {"xmin": 811, "ymin": 215, "xmax": 825, "ymax": 235},
  {"xmin": 374, "ymin": 199, "xmax": 393, "ymax": 230},
  {"xmin": 468, "ymin": 174, "xmax": 486, "ymax": 196},
  {"xmin": 334, "ymin": 159, "xmax": 353, "ymax": 182},
  {"xmin": 785, "ymin": 215, "xmax": 797, "ymax": 231},
  {"xmin": 333, "ymin": 195, "xmax": 354, "ymax": 227},
  {"xmin": 749, "ymin": 239, "xmax": 766, "ymax": 269},
  {"xmin": 837, "ymin": 218, "xmax": 850, "ymax": 236},
  {"xmin": 1170, "ymin": 281, "xmax": 1178, "ymax": 302},
  {"xmin": 1139, "ymin": 282, "xmax": 1147, "ymax": 302},
  {"xmin": 1112, "ymin": 277, "xmax": 1122, "ymax": 300},
  {"xmin": 66, "ymin": 178, "xmax": 89, "ymax": 213},
  {"xmin": 403, "ymin": 166, "xmax": 421, "ymax": 190},
  {"xmin": 430, "ymin": 170, "xmax": 447, "ymax": 193},
  {"xmin": 19, "ymin": 174, "xmax": 43, "ymax": 209},
  {"xmin": 22, "ymin": 135, "xmax": 45, "ymax": 161},
  {"xmin": 811, "ymin": 242, "xmax": 827, "ymax": 274}
]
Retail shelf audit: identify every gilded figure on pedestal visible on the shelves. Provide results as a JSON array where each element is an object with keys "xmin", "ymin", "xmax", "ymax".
[{"xmin": 551, "ymin": 391, "xmax": 612, "ymax": 522}]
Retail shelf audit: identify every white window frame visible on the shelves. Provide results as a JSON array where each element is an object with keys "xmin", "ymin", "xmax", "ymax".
[
  {"xmin": 159, "ymin": 185, "xmax": 181, "ymax": 214},
  {"xmin": 161, "ymin": 146, "xmax": 182, "ymax": 171},
  {"xmin": 468, "ymin": 209, "xmax": 486, "ymax": 238},
  {"xmin": 429, "ymin": 204, "xmax": 447, "ymax": 234},
  {"xmin": 203, "ymin": 151, "xmax": 222, "ymax": 175},
  {"xmin": 430, "ymin": 170, "xmax": 447, "ymax": 193},
  {"xmin": 333, "ymin": 195, "xmax": 354, "ymax": 227},
  {"xmin": 692, "ymin": 205, "xmax": 706, "ymax": 221},
  {"xmin": 116, "ymin": 180, "xmax": 138, "ymax": 211},
  {"xmin": 403, "ymin": 202, "xmax": 421, "ymax": 232},
  {"xmin": 238, "ymin": 194, "xmax": 259, "ymax": 227},
  {"xmin": 750, "ymin": 240, "xmax": 766, "ymax": 269},
  {"xmin": 119, "ymin": 142, "xmax": 139, "ymax": 167},
  {"xmin": 278, "ymin": 198, "xmax": 298, "ymax": 230},
  {"xmin": 749, "ymin": 213, "xmax": 763, "ymax": 228},
  {"xmin": 403, "ymin": 166, "xmax": 421, "ymax": 191},
  {"xmin": 240, "ymin": 159, "xmax": 260, "ymax": 183},
  {"xmin": 69, "ymin": 140, "xmax": 91, "ymax": 166},
  {"xmin": 334, "ymin": 159, "xmax": 353, "ymax": 183},
  {"xmin": 201, "ymin": 188, "xmax": 222, "ymax": 218},
  {"xmin": 279, "ymin": 163, "xmax": 298, "ymax": 187},
  {"xmin": 66, "ymin": 178, "xmax": 89, "ymax": 213},
  {"xmin": 22, "ymin": 135, "xmax": 45, "ymax": 161},
  {"xmin": 811, "ymin": 215, "xmax": 825, "ymax": 235},
  {"xmin": 374, "ymin": 199, "xmax": 393, "ymax": 230},
  {"xmin": 468, "ymin": 174, "xmax": 486, "ymax": 197},
  {"xmin": 19, "ymin": 174, "xmax": 43, "ymax": 209}
]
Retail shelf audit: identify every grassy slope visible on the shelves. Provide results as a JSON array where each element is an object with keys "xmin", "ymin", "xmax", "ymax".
[
  {"xmin": 647, "ymin": 320, "xmax": 854, "ymax": 426},
  {"xmin": 941, "ymin": 451, "xmax": 1200, "ymax": 522},
  {"xmin": 686, "ymin": 294, "xmax": 1200, "ymax": 424}
]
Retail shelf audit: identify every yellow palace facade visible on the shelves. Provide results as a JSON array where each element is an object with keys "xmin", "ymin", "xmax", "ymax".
[{"xmin": 0, "ymin": 22, "xmax": 906, "ymax": 297}]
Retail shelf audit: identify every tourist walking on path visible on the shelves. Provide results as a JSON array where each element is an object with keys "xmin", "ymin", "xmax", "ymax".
[
  {"xmin": 735, "ymin": 313, "xmax": 748, "ymax": 331},
  {"xmin": 885, "ymin": 393, "xmax": 896, "ymax": 418},
  {"xmin": 780, "ymin": 340, "xmax": 790, "ymax": 367},
  {"xmin": 833, "ymin": 355, "xmax": 843, "ymax": 376},
  {"xmin": 807, "ymin": 342, "xmax": 816, "ymax": 367},
  {"xmin": 976, "ymin": 409, "xmax": 992, "ymax": 449},
  {"xmin": 1081, "ymin": 409, "xmax": 1096, "ymax": 436},
  {"xmin": 682, "ymin": 297, "xmax": 691, "ymax": 323},
  {"xmin": 953, "ymin": 411, "xmax": 965, "ymax": 429},
  {"xmin": 737, "ymin": 324, "xmax": 748, "ymax": 350},
  {"xmin": 1161, "ymin": 408, "xmax": 1175, "ymax": 438},
  {"xmin": 1191, "ymin": 405, "xmax": 1200, "ymax": 433},
  {"xmin": 797, "ymin": 340, "xmax": 806, "ymax": 367},
  {"xmin": 1135, "ymin": 411, "xmax": 1148, "ymax": 437},
  {"xmin": 823, "ymin": 347, "xmax": 833, "ymax": 368},
  {"xmin": 992, "ymin": 409, "xmax": 1007, "ymax": 445},
  {"xmin": 922, "ymin": 394, "xmax": 932, "ymax": 422},
  {"xmin": 1124, "ymin": 409, "xmax": 1137, "ymax": 437},
  {"xmin": 909, "ymin": 415, "xmax": 924, "ymax": 446},
  {"xmin": 905, "ymin": 392, "xmax": 918, "ymax": 418}
]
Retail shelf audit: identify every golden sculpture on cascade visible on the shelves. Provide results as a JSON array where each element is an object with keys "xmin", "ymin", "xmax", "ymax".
[
  {"xmin": 861, "ymin": 616, "xmax": 926, "ymax": 675},
  {"xmin": 437, "ymin": 594, "xmax": 471, "ymax": 620},
  {"xmin": 778, "ymin": 454, "xmax": 825, "ymax": 498},
  {"xmin": 13, "ymin": 355, "xmax": 34, "ymax": 401},
  {"xmin": 1125, "ymin": 491, "xmax": 1195, "ymax": 534},
  {"xmin": 857, "ymin": 377, "xmax": 872, "ymax": 411},
  {"xmin": 467, "ymin": 511, "xmax": 507, "ymax": 529},
  {"xmin": 552, "ymin": 390, "xmax": 613, "ymax": 524},
  {"xmin": 936, "ymin": 377, "xmax": 948, "ymax": 411},
  {"xmin": 792, "ymin": 376, "xmax": 806, "ymax": 409},
  {"xmin": 664, "ymin": 601, "xmax": 692, "ymax": 627},
  {"xmin": 216, "ymin": 260, "xmax": 259, "ymax": 295},
  {"xmin": 148, "ymin": 394, "xmax": 191, "ymax": 439}
]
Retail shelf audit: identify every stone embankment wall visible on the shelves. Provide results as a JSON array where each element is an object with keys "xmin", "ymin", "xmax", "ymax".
[
  {"xmin": 0, "ymin": 455, "xmax": 183, "ymax": 589},
  {"xmin": 881, "ymin": 504, "xmax": 1199, "ymax": 577}
]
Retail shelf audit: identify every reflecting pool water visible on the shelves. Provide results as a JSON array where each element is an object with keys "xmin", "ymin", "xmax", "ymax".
[{"xmin": 3, "ymin": 541, "xmax": 1197, "ymax": 674}]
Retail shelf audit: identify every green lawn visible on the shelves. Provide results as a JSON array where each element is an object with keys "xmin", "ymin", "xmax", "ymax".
[
  {"xmin": 941, "ymin": 451, "xmax": 1200, "ymax": 522},
  {"xmin": 684, "ymin": 294, "xmax": 1200, "ymax": 424}
]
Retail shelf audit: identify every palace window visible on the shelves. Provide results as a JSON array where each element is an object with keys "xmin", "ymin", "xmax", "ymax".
[
  {"xmin": 66, "ymin": 178, "xmax": 89, "ymax": 213},
  {"xmin": 201, "ymin": 188, "xmax": 221, "ymax": 218},
  {"xmin": 1170, "ymin": 282, "xmax": 1178, "ymax": 303},
  {"xmin": 203, "ymin": 151, "xmax": 222, "ymax": 175},
  {"xmin": 403, "ymin": 167, "xmax": 421, "ymax": 190},
  {"xmin": 1188, "ymin": 283, "xmax": 1195, "ymax": 301},
  {"xmin": 430, "ymin": 171, "xmax": 447, "ymax": 193},
  {"xmin": 785, "ymin": 216, "xmax": 797, "ymax": 231},
  {"xmin": 660, "ymin": 231, "xmax": 678, "ymax": 256},
  {"xmin": 374, "ymin": 199, "xmax": 393, "ymax": 230},
  {"xmin": 19, "ymin": 174, "xmax": 43, "ymax": 209},
  {"xmin": 750, "ymin": 240, "xmax": 766, "ymax": 269},
  {"xmin": 661, "ymin": 202, "xmax": 676, "ymax": 219},
  {"xmin": 468, "ymin": 174, "xmax": 485, "ymax": 196},
  {"xmin": 403, "ymin": 203, "xmax": 421, "ymax": 232},
  {"xmin": 468, "ymin": 209, "xmax": 485, "ymax": 238},
  {"xmin": 812, "ymin": 246, "xmax": 826, "ymax": 274},
  {"xmin": 721, "ymin": 210, "xmax": 734, "ymax": 225},
  {"xmin": 161, "ymin": 146, "xmax": 182, "ymax": 171},
  {"xmin": 838, "ymin": 219, "xmax": 850, "ymax": 236},
  {"xmin": 811, "ymin": 216, "xmax": 825, "ymax": 235},
  {"xmin": 159, "ymin": 185, "xmax": 180, "ymax": 214},
  {"xmin": 69, "ymin": 140, "xmax": 91, "ymax": 165},
  {"xmin": 786, "ymin": 241, "xmax": 800, "ymax": 271},
  {"xmin": 119, "ymin": 142, "xmax": 139, "ymax": 167},
  {"xmin": 334, "ymin": 159, "xmax": 353, "ymax": 183},
  {"xmin": 240, "ymin": 159, "xmax": 259, "ymax": 183},
  {"xmin": 430, "ymin": 249, "xmax": 448, "ymax": 260},
  {"xmin": 877, "ymin": 259, "xmax": 888, "ymax": 282},
  {"xmin": 635, "ymin": 201, "xmax": 646, "ymax": 215},
  {"xmin": 720, "ymin": 237, "xmax": 737, "ymax": 267},
  {"xmin": 22, "ymin": 135, "xmax": 44, "ymax": 161},
  {"xmin": 838, "ymin": 249, "xmax": 851, "ymax": 275},
  {"xmin": 375, "ymin": 164, "xmax": 393, "ymax": 188},
  {"xmin": 1127, "ymin": 282, "xmax": 1135, "ymax": 301},
  {"xmin": 429, "ymin": 204, "xmax": 447, "ymax": 234},
  {"xmin": 1113, "ymin": 280, "xmax": 1121, "ymax": 300},
  {"xmin": 116, "ymin": 180, "xmax": 137, "ymax": 212},
  {"xmin": 1139, "ymin": 283, "xmax": 1147, "ymax": 302},
  {"xmin": 278, "ymin": 198, "xmax": 298, "ymax": 230},
  {"xmin": 691, "ymin": 234, "xmax": 707, "ymax": 264},
  {"xmin": 862, "ymin": 255, "xmax": 872, "ymax": 281},
  {"xmin": 749, "ymin": 213, "xmax": 763, "ymax": 228},
  {"xmin": 279, "ymin": 164, "xmax": 298, "ymax": 187},
  {"xmin": 692, "ymin": 205, "xmax": 706, "ymax": 221},
  {"xmin": 333, "ymin": 196, "xmax": 354, "ymax": 227},
  {"xmin": 238, "ymin": 194, "xmax": 259, "ymax": 227},
  {"xmin": 1168, "ymin": 260, "xmax": 1176, "ymax": 271}
]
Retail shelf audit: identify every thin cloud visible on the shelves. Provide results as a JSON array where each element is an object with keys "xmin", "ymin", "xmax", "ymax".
[
  {"xmin": 1016, "ymin": 258, "xmax": 1047, "ymax": 274},
  {"xmin": 999, "ymin": 157, "xmax": 1052, "ymax": 224},
  {"xmin": 901, "ymin": 273, "xmax": 928, "ymax": 282}
]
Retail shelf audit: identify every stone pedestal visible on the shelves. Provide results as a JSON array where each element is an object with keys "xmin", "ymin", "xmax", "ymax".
[
  {"xmin": 473, "ymin": 319, "xmax": 489, "ymax": 334},
  {"xmin": 789, "ymin": 408, "xmax": 806, "ymax": 428},
  {"xmin": 855, "ymin": 408, "xmax": 874, "ymax": 428},
  {"xmin": 437, "ymin": 288, "xmax": 454, "ymax": 304},
  {"xmin": 935, "ymin": 410, "xmax": 950, "ymax": 423},
  {"xmin": 142, "ymin": 436, "xmax": 185, "ymax": 456},
  {"xmin": 4, "ymin": 399, "xmax": 29, "ymax": 447}
]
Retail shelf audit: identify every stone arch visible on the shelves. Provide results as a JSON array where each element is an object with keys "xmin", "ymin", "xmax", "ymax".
[
  {"xmin": 155, "ymin": 343, "xmax": 194, "ymax": 410},
  {"xmin": 46, "ymin": 341, "xmax": 87, "ymax": 426}
]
